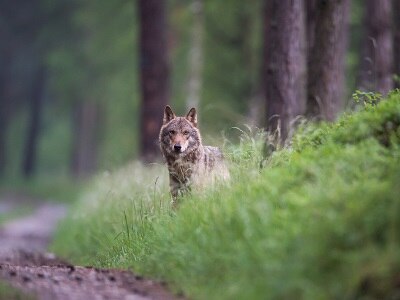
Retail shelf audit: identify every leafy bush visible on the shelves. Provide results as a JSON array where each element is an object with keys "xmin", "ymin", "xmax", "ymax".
[{"xmin": 292, "ymin": 90, "xmax": 400, "ymax": 151}]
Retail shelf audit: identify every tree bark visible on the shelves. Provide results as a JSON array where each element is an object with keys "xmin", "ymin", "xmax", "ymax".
[
  {"xmin": 306, "ymin": 0, "xmax": 318, "ymax": 54},
  {"xmin": 0, "ymin": 47, "xmax": 13, "ymax": 177},
  {"xmin": 264, "ymin": 0, "xmax": 306, "ymax": 142},
  {"xmin": 0, "ymin": 102, "xmax": 8, "ymax": 176},
  {"xmin": 0, "ymin": 20, "xmax": 16, "ymax": 177},
  {"xmin": 357, "ymin": 0, "xmax": 393, "ymax": 94},
  {"xmin": 307, "ymin": 0, "xmax": 350, "ymax": 121},
  {"xmin": 21, "ymin": 65, "xmax": 46, "ymax": 178},
  {"xmin": 138, "ymin": 0, "xmax": 170, "ymax": 162},
  {"xmin": 186, "ymin": 0, "xmax": 204, "ymax": 111},
  {"xmin": 394, "ymin": 0, "xmax": 400, "ymax": 89},
  {"xmin": 70, "ymin": 101, "xmax": 102, "ymax": 179},
  {"xmin": 246, "ymin": 0, "xmax": 265, "ymax": 127}
]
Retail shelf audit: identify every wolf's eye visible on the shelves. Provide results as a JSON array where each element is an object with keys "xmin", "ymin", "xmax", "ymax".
[
  {"xmin": 183, "ymin": 131, "xmax": 190, "ymax": 135},
  {"xmin": 169, "ymin": 130, "xmax": 175, "ymax": 135}
]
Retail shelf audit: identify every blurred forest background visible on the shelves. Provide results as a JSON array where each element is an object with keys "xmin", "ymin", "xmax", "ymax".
[{"xmin": 0, "ymin": 0, "xmax": 399, "ymax": 185}]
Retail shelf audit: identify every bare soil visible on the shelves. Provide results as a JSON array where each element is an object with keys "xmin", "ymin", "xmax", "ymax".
[{"xmin": 0, "ymin": 197, "xmax": 179, "ymax": 300}]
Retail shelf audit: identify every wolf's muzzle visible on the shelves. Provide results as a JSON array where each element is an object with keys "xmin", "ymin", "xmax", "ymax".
[{"xmin": 174, "ymin": 144, "xmax": 182, "ymax": 152}]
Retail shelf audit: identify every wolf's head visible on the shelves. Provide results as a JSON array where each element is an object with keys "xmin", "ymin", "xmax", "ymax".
[{"xmin": 159, "ymin": 106, "xmax": 201, "ymax": 157}]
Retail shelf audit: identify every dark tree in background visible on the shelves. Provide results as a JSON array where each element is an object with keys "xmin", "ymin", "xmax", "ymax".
[
  {"xmin": 357, "ymin": 0, "xmax": 393, "ymax": 94},
  {"xmin": 264, "ymin": 0, "xmax": 306, "ymax": 141},
  {"xmin": 245, "ymin": 0, "xmax": 266, "ymax": 127},
  {"xmin": 305, "ymin": 0, "xmax": 317, "ymax": 54},
  {"xmin": 186, "ymin": 0, "xmax": 204, "ymax": 111},
  {"xmin": 138, "ymin": 0, "xmax": 170, "ymax": 162},
  {"xmin": 0, "ymin": 45, "xmax": 13, "ymax": 176},
  {"xmin": 19, "ymin": 0, "xmax": 73, "ymax": 178},
  {"xmin": 307, "ymin": 0, "xmax": 350, "ymax": 121},
  {"xmin": 394, "ymin": 0, "xmax": 400, "ymax": 89},
  {"xmin": 1, "ymin": 0, "xmax": 46, "ymax": 178},
  {"xmin": 21, "ymin": 65, "xmax": 46, "ymax": 178},
  {"xmin": 71, "ymin": 101, "xmax": 102, "ymax": 178},
  {"xmin": 0, "ymin": 1, "xmax": 24, "ymax": 177}
]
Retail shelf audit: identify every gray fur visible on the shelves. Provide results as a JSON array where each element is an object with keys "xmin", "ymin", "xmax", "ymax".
[{"xmin": 159, "ymin": 106, "xmax": 229, "ymax": 202}]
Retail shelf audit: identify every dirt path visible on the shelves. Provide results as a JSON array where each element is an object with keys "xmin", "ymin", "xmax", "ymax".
[{"xmin": 0, "ymin": 199, "xmax": 179, "ymax": 300}]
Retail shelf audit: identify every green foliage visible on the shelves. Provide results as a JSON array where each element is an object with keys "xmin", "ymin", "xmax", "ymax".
[
  {"xmin": 51, "ymin": 162, "xmax": 170, "ymax": 264},
  {"xmin": 292, "ymin": 90, "xmax": 400, "ymax": 151},
  {"xmin": 52, "ymin": 92, "xmax": 400, "ymax": 299},
  {"xmin": 202, "ymin": 0, "xmax": 263, "ymax": 134},
  {"xmin": 0, "ymin": 174, "xmax": 84, "ymax": 204},
  {"xmin": 0, "ymin": 281, "xmax": 35, "ymax": 300},
  {"xmin": 352, "ymin": 89, "xmax": 383, "ymax": 106},
  {"xmin": 394, "ymin": 74, "xmax": 400, "ymax": 86}
]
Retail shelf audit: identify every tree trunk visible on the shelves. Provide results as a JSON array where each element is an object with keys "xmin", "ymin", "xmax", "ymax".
[
  {"xmin": 264, "ymin": 0, "xmax": 306, "ymax": 142},
  {"xmin": 307, "ymin": 0, "xmax": 350, "ymax": 121},
  {"xmin": 21, "ymin": 66, "xmax": 46, "ymax": 178},
  {"xmin": 138, "ymin": 0, "xmax": 170, "ymax": 162},
  {"xmin": 70, "ymin": 101, "xmax": 101, "ymax": 179},
  {"xmin": 0, "ymin": 101, "xmax": 8, "ymax": 176},
  {"xmin": 357, "ymin": 0, "xmax": 393, "ymax": 94},
  {"xmin": 394, "ymin": 0, "xmax": 400, "ymax": 89},
  {"xmin": 186, "ymin": 0, "xmax": 204, "ymax": 111},
  {"xmin": 0, "ymin": 48, "xmax": 13, "ymax": 177},
  {"xmin": 246, "ymin": 0, "xmax": 265, "ymax": 127},
  {"xmin": 305, "ymin": 0, "xmax": 317, "ymax": 97},
  {"xmin": 306, "ymin": 0, "xmax": 318, "ymax": 53}
]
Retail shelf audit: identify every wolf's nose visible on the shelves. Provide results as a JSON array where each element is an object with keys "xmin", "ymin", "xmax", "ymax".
[{"xmin": 174, "ymin": 144, "xmax": 182, "ymax": 152}]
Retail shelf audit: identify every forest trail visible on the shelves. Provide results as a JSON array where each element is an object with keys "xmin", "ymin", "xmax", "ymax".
[{"xmin": 0, "ymin": 196, "xmax": 178, "ymax": 300}]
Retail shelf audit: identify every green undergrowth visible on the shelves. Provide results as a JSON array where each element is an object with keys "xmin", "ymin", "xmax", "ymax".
[
  {"xmin": 0, "ymin": 176, "xmax": 84, "ymax": 203},
  {"xmin": 0, "ymin": 281, "xmax": 36, "ymax": 300},
  {"xmin": 52, "ymin": 92, "xmax": 400, "ymax": 299}
]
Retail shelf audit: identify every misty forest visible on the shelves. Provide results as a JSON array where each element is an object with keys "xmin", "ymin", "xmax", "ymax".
[
  {"xmin": 1, "ymin": 0, "xmax": 400, "ymax": 299},
  {"xmin": 0, "ymin": 0, "xmax": 399, "ymax": 177}
]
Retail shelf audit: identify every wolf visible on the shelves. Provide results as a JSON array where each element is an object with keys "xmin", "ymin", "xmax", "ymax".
[{"xmin": 159, "ymin": 106, "xmax": 229, "ymax": 200}]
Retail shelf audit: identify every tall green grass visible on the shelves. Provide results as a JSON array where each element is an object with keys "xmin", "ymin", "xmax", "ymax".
[{"xmin": 52, "ymin": 91, "xmax": 400, "ymax": 299}]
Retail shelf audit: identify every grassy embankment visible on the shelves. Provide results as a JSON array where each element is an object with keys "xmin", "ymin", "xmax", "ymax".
[{"xmin": 52, "ymin": 91, "xmax": 400, "ymax": 299}]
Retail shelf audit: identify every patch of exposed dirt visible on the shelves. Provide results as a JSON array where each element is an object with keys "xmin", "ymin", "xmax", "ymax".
[{"xmin": 0, "ymin": 199, "xmax": 179, "ymax": 300}]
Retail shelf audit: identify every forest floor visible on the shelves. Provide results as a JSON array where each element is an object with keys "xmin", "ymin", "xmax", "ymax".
[{"xmin": 0, "ymin": 194, "xmax": 179, "ymax": 300}]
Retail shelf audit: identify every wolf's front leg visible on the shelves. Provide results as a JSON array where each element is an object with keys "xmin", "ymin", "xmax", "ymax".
[
  {"xmin": 169, "ymin": 175, "xmax": 181, "ymax": 206},
  {"xmin": 169, "ymin": 174, "xmax": 191, "ymax": 207}
]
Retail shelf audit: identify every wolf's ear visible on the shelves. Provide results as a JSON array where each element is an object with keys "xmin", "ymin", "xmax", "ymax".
[
  {"xmin": 186, "ymin": 107, "xmax": 197, "ymax": 127},
  {"xmin": 163, "ymin": 105, "xmax": 176, "ymax": 124}
]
